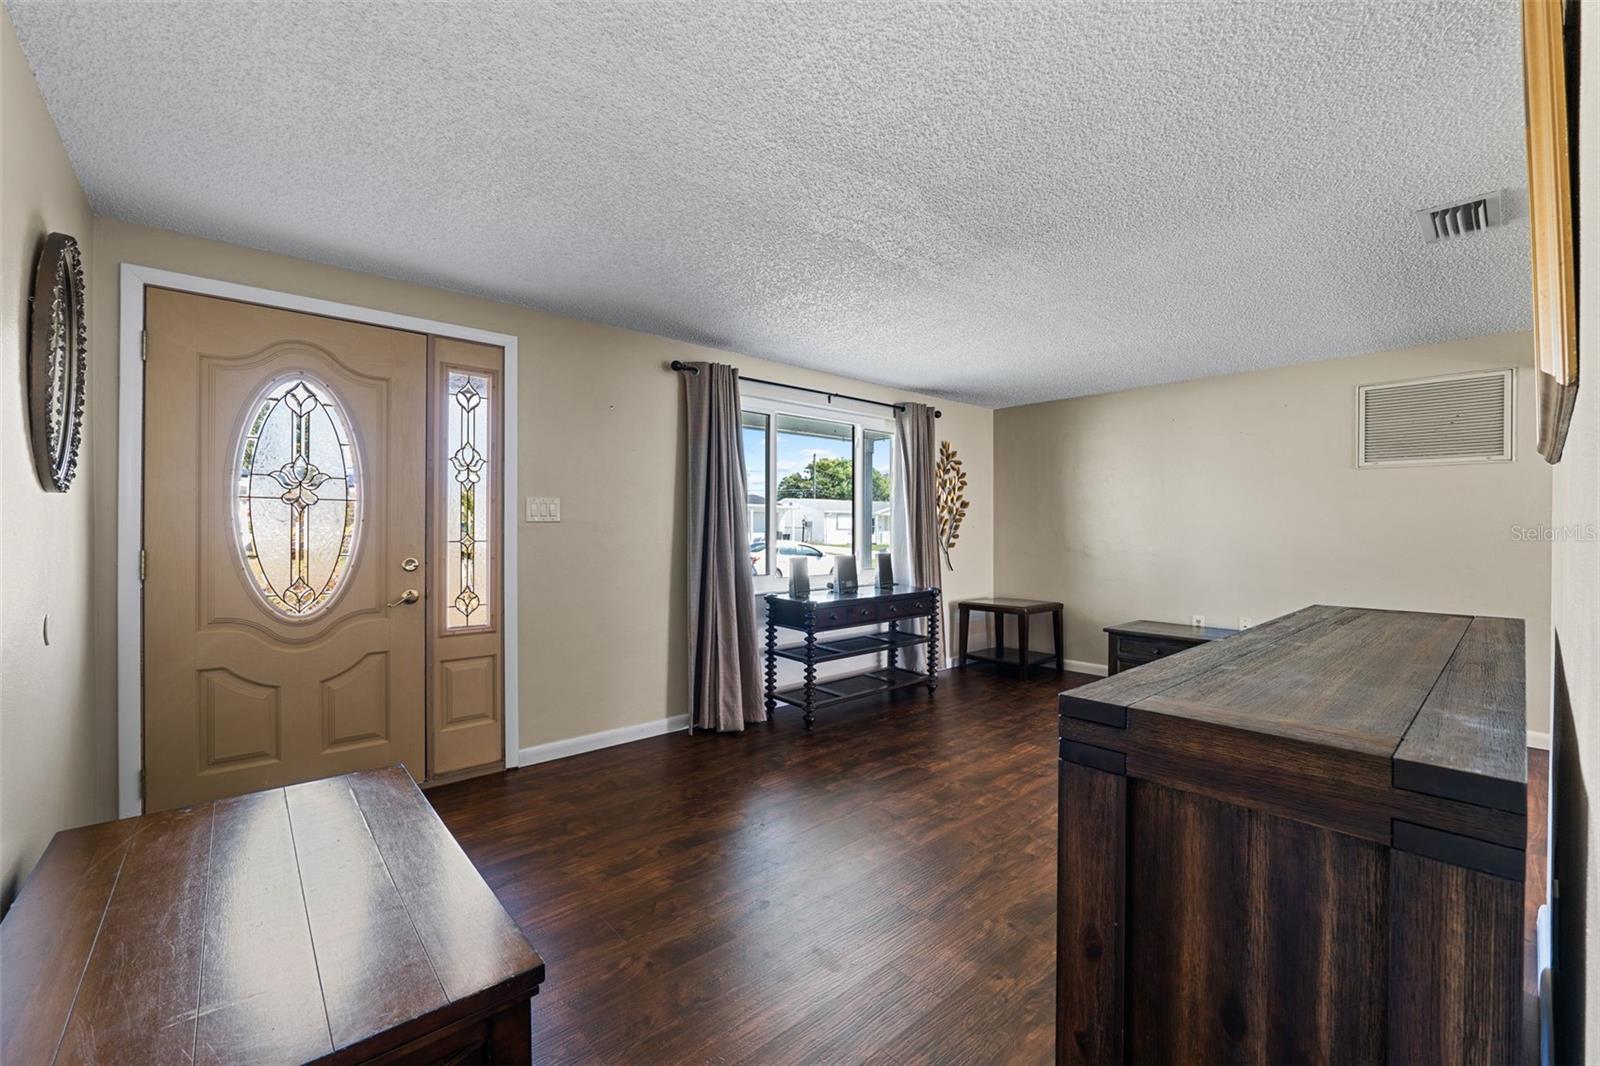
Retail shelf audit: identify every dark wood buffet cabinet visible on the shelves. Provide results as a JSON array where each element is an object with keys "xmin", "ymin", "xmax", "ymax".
[{"xmin": 1058, "ymin": 605, "xmax": 1528, "ymax": 1065}]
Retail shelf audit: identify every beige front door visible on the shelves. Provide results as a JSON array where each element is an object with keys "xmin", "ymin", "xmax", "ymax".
[{"xmin": 143, "ymin": 289, "xmax": 428, "ymax": 811}]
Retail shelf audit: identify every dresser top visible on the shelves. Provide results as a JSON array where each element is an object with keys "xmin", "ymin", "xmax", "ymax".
[
  {"xmin": 1063, "ymin": 605, "xmax": 1527, "ymax": 817},
  {"xmin": 1105, "ymin": 619, "xmax": 1238, "ymax": 642},
  {"xmin": 1, "ymin": 766, "xmax": 543, "ymax": 1065}
]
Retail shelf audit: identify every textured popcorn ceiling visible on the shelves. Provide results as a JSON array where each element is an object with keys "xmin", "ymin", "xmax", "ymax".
[{"xmin": 8, "ymin": 0, "xmax": 1531, "ymax": 407}]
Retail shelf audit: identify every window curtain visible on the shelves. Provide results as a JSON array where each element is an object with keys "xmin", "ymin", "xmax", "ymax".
[
  {"xmin": 683, "ymin": 361, "xmax": 764, "ymax": 732},
  {"xmin": 891, "ymin": 401, "xmax": 942, "ymax": 671}
]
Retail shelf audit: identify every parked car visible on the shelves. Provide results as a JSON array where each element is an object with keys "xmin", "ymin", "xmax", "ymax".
[{"xmin": 750, "ymin": 540, "xmax": 837, "ymax": 578}]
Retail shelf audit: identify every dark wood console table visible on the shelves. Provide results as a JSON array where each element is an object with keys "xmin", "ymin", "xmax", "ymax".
[
  {"xmin": 1104, "ymin": 618, "xmax": 1237, "ymax": 675},
  {"xmin": 764, "ymin": 584, "xmax": 940, "ymax": 729},
  {"xmin": 1, "ymin": 766, "xmax": 544, "ymax": 1065},
  {"xmin": 1058, "ymin": 605, "xmax": 1527, "ymax": 1064}
]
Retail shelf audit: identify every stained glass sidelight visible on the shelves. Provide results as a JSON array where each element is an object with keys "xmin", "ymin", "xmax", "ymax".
[
  {"xmin": 445, "ymin": 371, "xmax": 492, "ymax": 629},
  {"xmin": 234, "ymin": 377, "xmax": 361, "ymax": 618}
]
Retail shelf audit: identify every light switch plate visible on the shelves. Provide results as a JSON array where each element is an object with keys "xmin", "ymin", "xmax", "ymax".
[{"xmin": 526, "ymin": 496, "xmax": 561, "ymax": 523}]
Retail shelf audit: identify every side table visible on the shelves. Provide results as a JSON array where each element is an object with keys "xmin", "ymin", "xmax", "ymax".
[{"xmin": 956, "ymin": 597, "xmax": 1064, "ymax": 678}]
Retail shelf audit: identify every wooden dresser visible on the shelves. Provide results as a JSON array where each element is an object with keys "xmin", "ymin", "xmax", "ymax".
[
  {"xmin": 1, "ymin": 767, "xmax": 544, "ymax": 1065},
  {"xmin": 1103, "ymin": 619, "xmax": 1237, "ymax": 675},
  {"xmin": 1058, "ymin": 605, "xmax": 1527, "ymax": 1065}
]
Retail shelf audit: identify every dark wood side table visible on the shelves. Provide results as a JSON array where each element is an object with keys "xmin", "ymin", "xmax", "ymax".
[
  {"xmin": 956, "ymin": 597, "xmax": 1064, "ymax": 678},
  {"xmin": 765, "ymin": 584, "xmax": 940, "ymax": 730},
  {"xmin": 1104, "ymin": 618, "xmax": 1238, "ymax": 675},
  {"xmin": 1, "ymin": 766, "xmax": 544, "ymax": 1065}
]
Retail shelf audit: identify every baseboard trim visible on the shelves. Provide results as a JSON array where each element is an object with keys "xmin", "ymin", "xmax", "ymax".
[
  {"xmin": 1529, "ymin": 730, "xmax": 1551, "ymax": 751},
  {"xmin": 518, "ymin": 714, "xmax": 690, "ymax": 768},
  {"xmin": 943, "ymin": 654, "xmax": 1109, "ymax": 677}
]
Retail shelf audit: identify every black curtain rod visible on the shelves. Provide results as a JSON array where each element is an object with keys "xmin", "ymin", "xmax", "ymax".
[{"xmin": 669, "ymin": 360, "xmax": 942, "ymax": 418}]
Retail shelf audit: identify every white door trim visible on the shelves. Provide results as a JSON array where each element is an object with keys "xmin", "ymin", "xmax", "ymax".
[{"xmin": 117, "ymin": 263, "xmax": 522, "ymax": 817}]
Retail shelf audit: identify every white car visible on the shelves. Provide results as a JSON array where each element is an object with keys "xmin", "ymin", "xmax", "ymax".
[{"xmin": 750, "ymin": 541, "xmax": 838, "ymax": 578}]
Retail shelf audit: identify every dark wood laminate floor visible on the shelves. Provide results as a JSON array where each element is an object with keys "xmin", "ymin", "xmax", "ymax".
[
  {"xmin": 427, "ymin": 667, "xmax": 1551, "ymax": 1066},
  {"xmin": 427, "ymin": 666, "xmax": 1084, "ymax": 1065}
]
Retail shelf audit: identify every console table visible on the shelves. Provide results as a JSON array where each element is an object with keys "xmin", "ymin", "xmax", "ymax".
[
  {"xmin": 1, "ymin": 766, "xmax": 544, "ymax": 1065},
  {"xmin": 764, "ymin": 584, "xmax": 940, "ymax": 729}
]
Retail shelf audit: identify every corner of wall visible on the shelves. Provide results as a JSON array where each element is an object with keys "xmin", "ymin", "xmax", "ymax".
[{"xmin": 1, "ymin": 8, "xmax": 109, "ymax": 912}]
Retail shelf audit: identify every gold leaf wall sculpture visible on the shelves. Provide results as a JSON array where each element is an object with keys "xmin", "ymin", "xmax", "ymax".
[{"xmin": 935, "ymin": 440, "xmax": 969, "ymax": 570}]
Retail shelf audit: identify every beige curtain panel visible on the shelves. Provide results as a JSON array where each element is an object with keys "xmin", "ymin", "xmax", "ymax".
[
  {"xmin": 683, "ymin": 362, "xmax": 765, "ymax": 732},
  {"xmin": 892, "ymin": 401, "xmax": 942, "ymax": 670}
]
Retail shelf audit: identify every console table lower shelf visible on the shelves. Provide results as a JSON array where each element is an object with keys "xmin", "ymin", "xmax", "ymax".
[{"xmin": 764, "ymin": 585, "xmax": 941, "ymax": 729}]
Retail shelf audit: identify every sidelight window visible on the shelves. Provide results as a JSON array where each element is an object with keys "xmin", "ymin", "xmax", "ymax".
[{"xmin": 444, "ymin": 370, "xmax": 493, "ymax": 629}]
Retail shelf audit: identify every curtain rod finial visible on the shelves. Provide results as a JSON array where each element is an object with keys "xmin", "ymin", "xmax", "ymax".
[{"xmin": 670, "ymin": 360, "xmax": 700, "ymax": 374}]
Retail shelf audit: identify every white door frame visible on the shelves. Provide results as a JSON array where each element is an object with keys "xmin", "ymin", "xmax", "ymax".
[{"xmin": 117, "ymin": 263, "xmax": 521, "ymax": 817}]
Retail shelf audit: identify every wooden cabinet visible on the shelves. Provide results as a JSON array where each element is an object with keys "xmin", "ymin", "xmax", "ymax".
[
  {"xmin": 1, "ymin": 767, "xmax": 543, "ymax": 1064},
  {"xmin": 1059, "ymin": 606, "xmax": 1527, "ymax": 1065},
  {"xmin": 1103, "ymin": 619, "xmax": 1236, "ymax": 675}
]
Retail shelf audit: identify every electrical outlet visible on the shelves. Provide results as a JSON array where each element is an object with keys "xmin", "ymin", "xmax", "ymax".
[
  {"xmin": 1191, "ymin": 614, "xmax": 1205, "ymax": 629},
  {"xmin": 1239, "ymin": 617, "xmax": 1254, "ymax": 630},
  {"xmin": 525, "ymin": 496, "xmax": 561, "ymax": 523}
]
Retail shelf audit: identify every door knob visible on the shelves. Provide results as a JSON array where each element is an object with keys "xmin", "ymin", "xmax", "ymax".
[{"xmin": 387, "ymin": 588, "xmax": 420, "ymax": 608}]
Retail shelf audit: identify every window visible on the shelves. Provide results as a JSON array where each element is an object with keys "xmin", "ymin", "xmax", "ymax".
[
  {"xmin": 739, "ymin": 392, "xmax": 895, "ymax": 590},
  {"xmin": 443, "ymin": 370, "xmax": 493, "ymax": 629},
  {"xmin": 741, "ymin": 411, "xmax": 770, "ymax": 575},
  {"xmin": 864, "ymin": 429, "xmax": 893, "ymax": 558},
  {"xmin": 234, "ymin": 375, "xmax": 361, "ymax": 618}
]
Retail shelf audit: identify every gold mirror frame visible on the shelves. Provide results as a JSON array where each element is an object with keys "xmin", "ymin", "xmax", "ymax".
[{"xmin": 1523, "ymin": 0, "xmax": 1580, "ymax": 463}]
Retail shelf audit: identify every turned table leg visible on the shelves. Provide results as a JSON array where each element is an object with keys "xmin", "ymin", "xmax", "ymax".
[
  {"xmin": 764, "ymin": 612, "xmax": 778, "ymax": 722},
  {"xmin": 802, "ymin": 626, "xmax": 818, "ymax": 731},
  {"xmin": 926, "ymin": 591, "xmax": 940, "ymax": 694}
]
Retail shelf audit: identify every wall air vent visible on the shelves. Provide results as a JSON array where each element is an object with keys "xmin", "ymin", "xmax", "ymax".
[
  {"xmin": 1358, "ymin": 369, "xmax": 1513, "ymax": 468},
  {"xmin": 1416, "ymin": 191, "xmax": 1504, "ymax": 243}
]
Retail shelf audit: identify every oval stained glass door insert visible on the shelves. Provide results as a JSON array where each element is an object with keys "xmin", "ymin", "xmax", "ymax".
[{"xmin": 234, "ymin": 375, "xmax": 362, "ymax": 618}]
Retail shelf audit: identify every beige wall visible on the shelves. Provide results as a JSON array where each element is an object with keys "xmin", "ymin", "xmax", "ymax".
[
  {"xmin": 86, "ymin": 220, "xmax": 995, "ymax": 765},
  {"xmin": 0, "ymin": 9, "xmax": 107, "ymax": 908},
  {"xmin": 1553, "ymin": 5, "xmax": 1600, "ymax": 1055},
  {"xmin": 994, "ymin": 332, "xmax": 1554, "ymax": 735}
]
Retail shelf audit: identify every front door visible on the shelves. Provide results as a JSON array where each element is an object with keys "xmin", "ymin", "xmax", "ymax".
[{"xmin": 143, "ymin": 289, "xmax": 428, "ymax": 811}]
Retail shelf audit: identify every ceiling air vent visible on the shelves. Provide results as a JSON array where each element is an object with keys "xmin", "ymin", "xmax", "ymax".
[
  {"xmin": 1416, "ymin": 191, "xmax": 1503, "ymax": 242},
  {"xmin": 1358, "ymin": 369, "xmax": 1513, "ymax": 468}
]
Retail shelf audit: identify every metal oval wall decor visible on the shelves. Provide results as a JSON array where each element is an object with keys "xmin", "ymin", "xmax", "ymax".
[{"xmin": 29, "ymin": 231, "xmax": 88, "ymax": 491}]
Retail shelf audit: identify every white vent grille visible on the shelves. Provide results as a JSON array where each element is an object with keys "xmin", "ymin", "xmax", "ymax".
[
  {"xmin": 1416, "ymin": 191, "xmax": 1504, "ymax": 243},
  {"xmin": 1358, "ymin": 370, "xmax": 1513, "ymax": 467}
]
